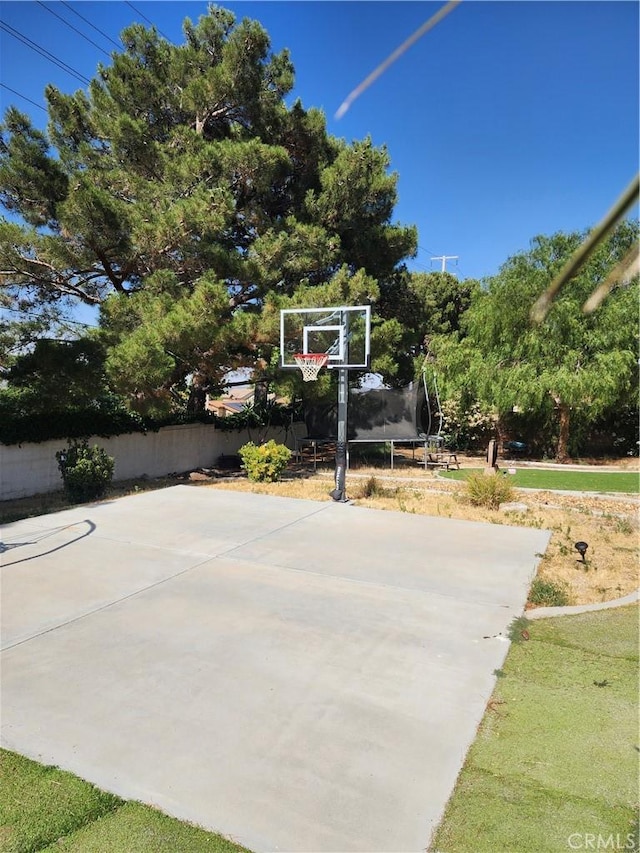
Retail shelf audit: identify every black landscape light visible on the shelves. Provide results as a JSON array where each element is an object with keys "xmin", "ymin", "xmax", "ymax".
[{"xmin": 575, "ymin": 541, "xmax": 589, "ymax": 562}]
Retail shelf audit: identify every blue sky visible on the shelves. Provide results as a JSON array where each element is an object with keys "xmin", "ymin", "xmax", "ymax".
[{"xmin": 1, "ymin": 0, "xmax": 638, "ymax": 286}]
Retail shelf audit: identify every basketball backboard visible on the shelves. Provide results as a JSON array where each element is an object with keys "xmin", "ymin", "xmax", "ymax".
[{"xmin": 280, "ymin": 305, "xmax": 371, "ymax": 370}]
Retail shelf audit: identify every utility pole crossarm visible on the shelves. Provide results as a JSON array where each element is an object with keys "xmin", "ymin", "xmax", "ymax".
[{"xmin": 430, "ymin": 255, "xmax": 459, "ymax": 273}]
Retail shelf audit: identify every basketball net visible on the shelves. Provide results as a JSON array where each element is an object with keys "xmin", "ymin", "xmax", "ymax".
[{"xmin": 294, "ymin": 353, "xmax": 328, "ymax": 382}]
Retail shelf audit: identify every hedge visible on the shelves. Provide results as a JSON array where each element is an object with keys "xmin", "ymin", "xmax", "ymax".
[{"xmin": 0, "ymin": 394, "xmax": 301, "ymax": 446}]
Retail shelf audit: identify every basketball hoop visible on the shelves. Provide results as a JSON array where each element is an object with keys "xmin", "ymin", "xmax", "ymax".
[{"xmin": 294, "ymin": 353, "xmax": 328, "ymax": 382}]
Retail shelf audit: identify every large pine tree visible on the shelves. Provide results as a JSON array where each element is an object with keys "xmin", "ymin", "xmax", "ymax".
[{"xmin": 0, "ymin": 5, "xmax": 417, "ymax": 413}]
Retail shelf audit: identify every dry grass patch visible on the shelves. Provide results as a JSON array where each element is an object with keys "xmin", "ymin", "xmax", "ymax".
[
  {"xmin": 205, "ymin": 473, "xmax": 334, "ymax": 503},
  {"xmin": 530, "ymin": 507, "xmax": 639, "ymax": 607}
]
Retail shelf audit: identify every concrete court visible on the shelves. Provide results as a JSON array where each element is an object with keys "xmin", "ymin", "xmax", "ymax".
[{"xmin": 1, "ymin": 485, "xmax": 550, "ymax": 852}]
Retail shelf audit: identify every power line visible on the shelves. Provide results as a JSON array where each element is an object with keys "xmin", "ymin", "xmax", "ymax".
[
  {"xmin": 455, "ymin": 264, "xmax": 473, "ymax": 280},
  {"xmin": 60, "ymin": 1, "xmax": 121, "ymax": 51},
  {"xmin": 0, "ymin": 21, "xmax": 90, "ymax": 86},
  {"xmin": 0, "ymin": 83, "xmax": 48, "ymax": 113},
  {"xmin": 124, "ymin": 1, "xmax": 172, "ymax": 42},
  {"xmin": 418, "ymin": 243, "xmax": 438, "ymax": 258},
  {"xmin": 36, "ymin": 1, "xmax": 111, "ymax": 58},
  {"xmin": 409, "ymin": 258, "xmax": 433, "ymax": 273}
]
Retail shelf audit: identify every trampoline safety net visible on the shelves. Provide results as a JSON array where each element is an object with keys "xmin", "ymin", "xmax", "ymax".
[{"xmin": 304, "ymin": 382, "xmax": 434, "ymax": 442}]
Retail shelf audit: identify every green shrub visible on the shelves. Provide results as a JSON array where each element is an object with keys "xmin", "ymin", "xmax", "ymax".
[
  {"xmin": 440, "ymin": 396, "xmax": 497, "ymax": 451},
  {"xmin": 0, "ymin": 388, "xmax": 150, "ymax": 445},
  {"xmin": 56, "ymin": 440, "xmax": 115, "ymax": 502},
  {"xmin": 213, "ymin": 401, "xmax": 302, "ymax": 433},
  {"xmin": 238, "ymin": 440, "xmax": 292, "ymax": 483},
  {"xmin": 464, "ymin": 471, "xmax": 514, "ymax": 509},
  {"xmin": 528, "ymin": 577, "xmax": 571, "ymax": 607}
]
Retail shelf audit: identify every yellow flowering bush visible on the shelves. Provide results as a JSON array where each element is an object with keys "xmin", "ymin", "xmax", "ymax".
[{"xmin": 238, "ymin": 440, "xmax": 292, "ymax": 482}]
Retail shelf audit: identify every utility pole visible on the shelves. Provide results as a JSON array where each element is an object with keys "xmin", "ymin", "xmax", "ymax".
[{"xmin": 430, "ymin": 254, "xmax": 459, "ymax": 273}]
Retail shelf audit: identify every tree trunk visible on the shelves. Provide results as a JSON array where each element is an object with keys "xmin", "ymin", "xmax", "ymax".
[
  {"xmin": 186, "ymin": 386, "xmax": 206, "ymax": 413},
  {"xmin": 496, "ymin": 415, "xmax": 509, "ymax": 454},
  {"xmin": 253, "ymin": 379, "xmax": 268, "ymax": 408},
  {"xmin": 552, "ymin": 394, "xmax": 571, "ymax": 462},
  {"xmin": 187, "ymin": 373, "xmax": 207, "ymax": 413}
]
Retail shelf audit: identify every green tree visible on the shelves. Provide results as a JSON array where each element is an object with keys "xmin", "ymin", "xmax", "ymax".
[
  {"xmin": 368, "ymin": 270, "xmax": 480, "ymax": 386},
  {"xmin": 408, "ymin": 271, "xmax": 480, "ymax": 341},
  {"xmin": 5, "ymin": 337, "xmax": 107, "ymax": 409},
  {"xmin": 431, "ymin": 222, "xmax": 639, "ymax": 461},
  {"xmin": 0, "ymin": 5, "xmax": 416, "ymax": 412}
]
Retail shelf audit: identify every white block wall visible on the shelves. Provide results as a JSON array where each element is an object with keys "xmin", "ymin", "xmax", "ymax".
[{"xmin": 0, "ymin": 422, "xmax": 306, "ymax": 501}]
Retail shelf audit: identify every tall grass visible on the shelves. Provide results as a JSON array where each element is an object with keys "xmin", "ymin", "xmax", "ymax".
[{"xmin": 464, "ymin": 472, "xmax": 514, "ymax": 509}]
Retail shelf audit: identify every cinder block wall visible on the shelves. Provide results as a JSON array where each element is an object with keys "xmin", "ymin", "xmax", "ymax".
[{"xmin": 0, "ymin": 422, "xmax": 306, "ymax": 501}]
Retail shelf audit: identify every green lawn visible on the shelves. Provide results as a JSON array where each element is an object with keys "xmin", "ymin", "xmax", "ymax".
[
  {"xmin": 430, "ymin": 605, "xmax": 640, "ymax": 853},
  {"xmin": 0, "ymin": 751, "xmax": 250, "ymax": 853},
  {"xmin": 441, "ymin": 467, "xmax": 639, "ymax": 493}
]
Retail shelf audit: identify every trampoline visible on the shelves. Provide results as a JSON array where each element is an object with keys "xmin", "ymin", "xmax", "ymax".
[{"xmin": 296, "ymin": 376, "xmax": 452, "ymax": 470}]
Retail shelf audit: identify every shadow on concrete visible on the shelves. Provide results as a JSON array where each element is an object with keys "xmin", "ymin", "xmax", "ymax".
[{"xmin": 1, "ymin": 520, "xmax": 96, "ymax": 567}]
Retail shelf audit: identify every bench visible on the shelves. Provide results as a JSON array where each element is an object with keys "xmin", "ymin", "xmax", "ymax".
[{"xmin": 425, "ymin": 452, "xmax": 459, "ymax": 471}]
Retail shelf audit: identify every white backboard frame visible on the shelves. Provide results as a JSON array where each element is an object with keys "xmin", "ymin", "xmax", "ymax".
[{"xmin": 280, "ymin": 305, "xmax": 371, "ymax": 370}]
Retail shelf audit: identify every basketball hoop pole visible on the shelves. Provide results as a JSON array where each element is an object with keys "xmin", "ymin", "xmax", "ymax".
[
  {"xmin": 330, "ymin": 367, "xmax": 349, "ymax": 502},
  {"xmin": 330, "ymin": 310, "xmax": 349, "ymax": 502}
]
